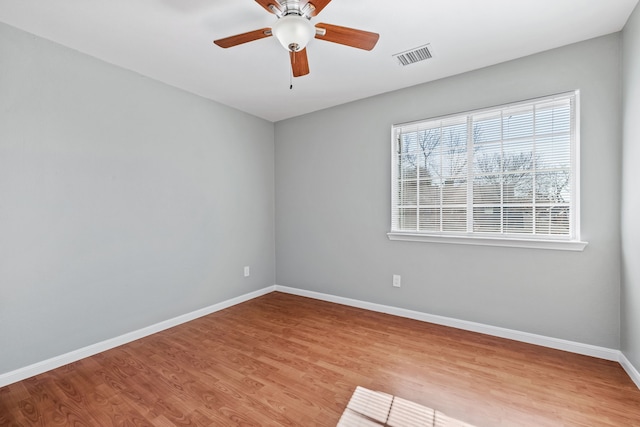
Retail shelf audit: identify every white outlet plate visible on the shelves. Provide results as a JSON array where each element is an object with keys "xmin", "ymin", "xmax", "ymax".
[
  {"xmin": 393, "ymin": 274, "xmax": 401, "ymax": 288},
  {"xmin": 244, "ymin": 266, "xmax": 250, "ymax": 277}
]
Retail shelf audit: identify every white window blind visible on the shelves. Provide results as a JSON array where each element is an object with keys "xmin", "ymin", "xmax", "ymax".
[{"xmin": 390, "ymin": 91, "xmax": 584, "ymax": 249}]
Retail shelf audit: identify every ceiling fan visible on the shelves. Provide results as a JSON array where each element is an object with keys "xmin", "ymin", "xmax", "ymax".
[{"xmin": 213, "ymin": 0, "xmax": 380, "ymax": 77}]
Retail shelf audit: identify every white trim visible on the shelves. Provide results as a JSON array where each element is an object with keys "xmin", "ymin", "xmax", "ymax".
[
  {"xmin": 274, "ymin": 285, "xmax": 619, "ymax": 361},
  {"xmin": 3, "ymin": 285, "xmax": 636, "ymax": 391},
  {"xmin": 387, "ymin": 232, "xmax": 588, "ymax": 251},
  {"xmin": 620, "ymin": 352, "xmax": 640, "ymax": 389},
  {"xmin": 573, "ymin": 90, "xmax": 582, "ymax": 242},
  {"xmin": 0, "ymin": 286, "xmax": 276, "ymax": 388},
  {"xmin": 393, "ymin": 91, "xmax": 579, "ymax": 129}
]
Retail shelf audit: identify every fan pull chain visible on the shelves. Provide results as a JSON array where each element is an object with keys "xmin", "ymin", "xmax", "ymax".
[{"xmin": 290, "ymin": 51, "xmax": 294, "ymax": 89}]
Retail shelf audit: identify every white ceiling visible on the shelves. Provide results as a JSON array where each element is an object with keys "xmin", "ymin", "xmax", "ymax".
[{"xmin": 1, "ymin": 0, "xmax": 638, "ymax": 122}]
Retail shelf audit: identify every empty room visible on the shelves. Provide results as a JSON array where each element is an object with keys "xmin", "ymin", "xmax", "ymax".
[{"xmin": 2, "ymin": 0, "xmax": 640, "ymax": 425}]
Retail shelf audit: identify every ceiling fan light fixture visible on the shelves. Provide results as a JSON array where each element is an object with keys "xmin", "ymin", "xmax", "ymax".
[{"xmin": 272, "ymin": 15, "xmax": 315, "ymax": 52}]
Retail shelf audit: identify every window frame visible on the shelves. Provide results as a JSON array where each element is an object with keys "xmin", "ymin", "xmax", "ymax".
[{"xmin": 388, "ymin": 91, "xmax": 588, "ymax": 251}]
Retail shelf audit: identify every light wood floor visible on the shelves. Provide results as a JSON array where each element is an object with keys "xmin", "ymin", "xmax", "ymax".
[{"xmin": 1, "ymin": 292, "xmax": 639, "ymax": 426}]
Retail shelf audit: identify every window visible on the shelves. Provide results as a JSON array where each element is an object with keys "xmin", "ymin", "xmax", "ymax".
[{"xmin": 389, "ymin": 91, "xmax": 587, "ymax": 251}]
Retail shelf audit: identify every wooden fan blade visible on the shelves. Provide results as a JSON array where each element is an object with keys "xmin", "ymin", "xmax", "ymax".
[
  {"xmin": 214, "ymin": 28, "xmax": 272, "ymax": 48},
  {"xmin": 290, "ymin": 48, "xmax": 310, "ymax": 77},
  {"xmin": 315, "ymin": 23, "xmax": 379, "ymax": 50},
  {"xmin": 302, "ymin": 0, "xmax": 332, "ymax": 16},
  {"xmin": 255, "ymin": 0, "xmax": 281, "ymax": 14}
]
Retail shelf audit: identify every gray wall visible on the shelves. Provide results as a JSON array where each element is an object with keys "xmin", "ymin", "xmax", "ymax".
[
  {"xmin": 622, "ymin": 3, "xmax": 640, "ymax": 369},
  {"xmin": 0, "ymin": 23, "xmax": 275, "ymax": 374},
  {"xmin": 275, "ymin": 34, "xmax": 622, "ymax": 349},
  {"xmin": 1, "ymin": 16, "xmax": 633, "ymax": 378}
]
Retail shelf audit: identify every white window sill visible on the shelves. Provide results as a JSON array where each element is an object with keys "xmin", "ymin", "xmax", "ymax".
[{"xmin": 387, "ymin": 232, "xmax": 588, "ymax": 251}]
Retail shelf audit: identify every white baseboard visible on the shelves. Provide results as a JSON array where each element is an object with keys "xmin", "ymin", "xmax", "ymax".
[
  {"xmin": 0, "ymin": 286, "xmax": 275, "ymax": 388},
  {"xmin": 620, "ymin": 352, "xmax": 640, "ymax": 389},
  {"xmin": 274, "ymin": 285, "xmax": 621, "ymax": 362},
  {"xmin": 4, "ymin": 284, "xmax": 637, "ymax": 391}
]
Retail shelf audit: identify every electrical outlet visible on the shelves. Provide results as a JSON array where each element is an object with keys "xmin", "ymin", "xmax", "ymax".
[
  {"xmin": 393, "ymin": 274, "xmax": 401, "ymax": 288},
  {"xmin": 244, "ymin": 266, "xmax": 250, "ymax": 277}
]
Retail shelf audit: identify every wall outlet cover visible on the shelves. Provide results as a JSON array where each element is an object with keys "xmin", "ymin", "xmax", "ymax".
[{"xmin": 393, "ymin": 275, "xmax": 401, "ymax": 288}]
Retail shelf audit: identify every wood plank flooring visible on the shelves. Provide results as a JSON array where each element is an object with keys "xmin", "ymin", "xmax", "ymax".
[{"xmin": 1, "ymin": 292, "xmax": 639, "ymax": 426}]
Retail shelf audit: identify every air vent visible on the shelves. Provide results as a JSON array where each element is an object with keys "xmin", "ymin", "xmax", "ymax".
[{"xmin": 393, "ymin": 44, "xmax": 433, "ymax": 66}]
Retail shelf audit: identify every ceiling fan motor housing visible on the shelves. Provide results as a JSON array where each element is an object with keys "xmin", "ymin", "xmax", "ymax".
[{"xmin": 278, "ymin": 0, "xmax": 315, "ymax": 18}]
